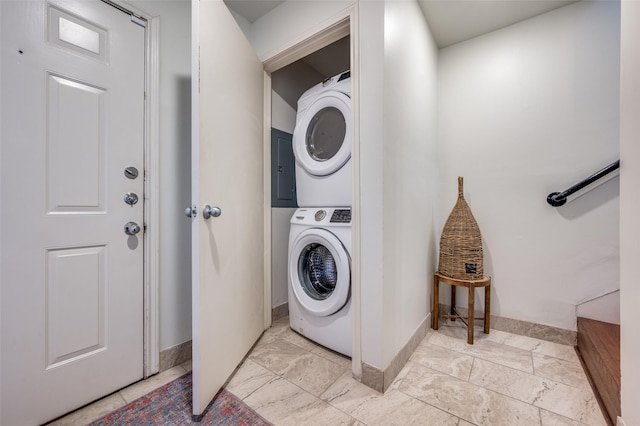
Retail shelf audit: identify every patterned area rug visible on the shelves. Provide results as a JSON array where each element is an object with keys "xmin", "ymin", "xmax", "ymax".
[{"xmin": 90, "ymin": 372, "xmax": 271, "ymax": 425}]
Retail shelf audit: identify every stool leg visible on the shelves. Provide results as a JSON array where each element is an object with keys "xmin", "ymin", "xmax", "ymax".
[
  {"xmin": 484, "ymin": 283, "xmax": 491, "ymax": 334},
  {"xmin": 451, "ymin": 285, "xmax": 456, "ymax": 321},
  {"xmin": 433, "ymin": 275, "xmax": 439, "ymax": 330},
  {"xmin": 468, "ymin": 284, "xmax": 475, "ymax": 344}
]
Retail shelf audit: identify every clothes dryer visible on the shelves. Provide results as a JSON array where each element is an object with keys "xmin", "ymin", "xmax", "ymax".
[
  {"xmin": 293, "ymin": 71, "xmax": 352, "ymax": 207},
  {"xmin": 288, "ymin": 207, "xmax": 352, "ymax": 356}
]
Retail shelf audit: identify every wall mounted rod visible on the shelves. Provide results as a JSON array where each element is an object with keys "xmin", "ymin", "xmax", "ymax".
[{"xmin": 547, "ymin": 160, "xmax": 620, "ymax": 207}]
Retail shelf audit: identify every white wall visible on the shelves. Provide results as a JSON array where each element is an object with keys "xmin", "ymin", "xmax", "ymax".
[
  {"xmin": 226, "ymin": 7, "xmax": 253, "ymax": 41},
  {"xmin": 381, "ymin": 0, "xmax": 439, "ymax": 366},
  {"xmin": 271, "ymin": 91, "xmax": 297, "ymax": 309},
  {"xmin": 272, "ymin": 91, "xmax": 296, "ymax": 133},
  {"xmin": 619, "ymin": 0, "xmax": 640, "ymax": 423},
  {"xmin": 129, "ymin": 0, "xmax": 192, "ymax": 351},
  {"xmin": 250, "ymin": 1, "xmax": 354, "ymax": 60},
  {"xmin": 358, "ymin": 0, "xmax": 438, "ymax": 370},
  {"xmin": 576, "ymin": 290, "xmax": 619, "ymax": 324},
  {"xmin": 271, "ymin": 208, "xmax": 295, "ymax": 308},
  {"xmin": 358, "ymin": 0, "xmax": 386, "ymax": 369},
  {"xmin": 437, "ymin": 0, "xmax": 620, "ymax": 331}
]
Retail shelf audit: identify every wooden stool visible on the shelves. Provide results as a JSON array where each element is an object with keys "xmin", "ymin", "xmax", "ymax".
[{"xmin": 433, "ymin": 272, "xmax": 491, "ymax": 344}]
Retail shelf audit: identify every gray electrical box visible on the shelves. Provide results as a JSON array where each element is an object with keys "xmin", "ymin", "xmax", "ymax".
[{"xmin": 271, "ymin": 128, "xmax": 298, "ymax": 208}]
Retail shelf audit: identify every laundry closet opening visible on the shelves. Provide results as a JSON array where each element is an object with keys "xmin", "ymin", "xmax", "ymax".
[{"xmin": 269, "ymin": 35, "xmax": 351, "ymax": 325}]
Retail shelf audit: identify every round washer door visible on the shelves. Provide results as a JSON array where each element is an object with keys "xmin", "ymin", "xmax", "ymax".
[
  {"xmin": 293, "ymin": 92, "xmax": 351, "ymax": 177},
  {"xmin": 289, "ymin": 228, "xmax": 351, "ymax": 317}
]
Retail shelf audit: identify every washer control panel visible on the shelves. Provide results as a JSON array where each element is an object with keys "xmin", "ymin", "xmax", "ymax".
[
  {"xmin": 330, "ymin": 209, "xmax": 351, "ymax": 223},
  {"xmin": 292, "ymin": 208, "xmax": 351, "ymax": 225}
]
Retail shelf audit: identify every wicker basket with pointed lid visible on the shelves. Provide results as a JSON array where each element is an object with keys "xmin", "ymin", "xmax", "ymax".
[{"xmin": 438, "ymin": 177, "xmax": 484, "ymax": 279}]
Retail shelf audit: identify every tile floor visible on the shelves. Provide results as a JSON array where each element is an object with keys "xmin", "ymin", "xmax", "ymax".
[{"xmin": 51, "ymin": 318, "xmax": 607, "ymax": 426}]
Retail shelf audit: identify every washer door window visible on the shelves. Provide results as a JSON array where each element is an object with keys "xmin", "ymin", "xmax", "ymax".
[
  {"xmin": 289, "ymin": 228, "xmax": 350, "ymax": 317},
  {"xmin": 299, "ymin": 243, "xmax": 337, "ymax": 300},
  {"xmin": 293, "ymin": 92, "xmax": 351, "ymax": 177}
]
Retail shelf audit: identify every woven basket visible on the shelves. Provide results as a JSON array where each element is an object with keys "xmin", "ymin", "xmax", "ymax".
[{"xmin": 438, "ymin": 177, "xmax": 484, "ymax": 279}]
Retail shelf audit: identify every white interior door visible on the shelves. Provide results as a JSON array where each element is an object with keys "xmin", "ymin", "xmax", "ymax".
[
  {"xmin": 191, "ymin": 0, "xmax": 265, "ymax": 418},
  {"xmin": 0, "ymin": 1, "xmax": 145, "ymax": 424}
]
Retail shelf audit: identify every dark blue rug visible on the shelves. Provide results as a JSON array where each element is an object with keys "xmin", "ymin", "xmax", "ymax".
[{"xmin": 90, "ymin": 372, "xmax": 271, "ymax": 425}]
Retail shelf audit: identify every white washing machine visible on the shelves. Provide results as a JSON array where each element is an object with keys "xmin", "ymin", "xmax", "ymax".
[
  {"xmin": 293, "ymin": 71, "xmax": 352, "ymax": 207},
  {"xmin": 288, "ymin": 207, "xmax": 352, "ymax": 357}
]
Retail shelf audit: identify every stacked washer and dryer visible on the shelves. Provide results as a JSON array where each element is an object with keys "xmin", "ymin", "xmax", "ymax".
[{"xmin": 288, "ymin": 71, "xmax": 353, "ymax": 357}]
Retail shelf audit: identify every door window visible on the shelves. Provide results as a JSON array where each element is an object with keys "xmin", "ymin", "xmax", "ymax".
[
  {"xmin": 306, "ymin": 107, "xmax": 346, "ymax": 162},
  {"xmin": 298, "ymin": 243, "xmax": 337, "ymax": 300}
]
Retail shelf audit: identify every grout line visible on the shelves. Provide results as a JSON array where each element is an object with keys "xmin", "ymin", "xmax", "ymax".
[
  {"xmin": 467, "ymin": 356, "xmax": 476, "ymax": 382},
  {"xmin": 538, "ymin": 406, "xmax": 543, "ymax": 426},
  {"xmin": 239, "ymin": 373, "xmax": 280, "ymax": 403}
]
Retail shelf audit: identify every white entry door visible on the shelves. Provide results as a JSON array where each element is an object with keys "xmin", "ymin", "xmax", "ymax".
[
  {"xmin": 191, "ymin": 0, "xmax": 265, "ymax": 418},
  {"xmin": 0, "ymin": 1, "xmax": 145, "ymax": 424}
]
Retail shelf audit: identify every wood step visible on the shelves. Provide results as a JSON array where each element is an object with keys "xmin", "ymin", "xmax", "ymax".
[{"xmin": 576, "ymin": 317, "xmax": 620, "ymax": 425}]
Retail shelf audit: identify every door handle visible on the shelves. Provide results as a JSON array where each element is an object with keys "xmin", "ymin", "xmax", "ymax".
[
  {"xmin": 124, "ymin": 222, "xmax": 141, "ymax": 236},
  {"xmin": 203, "ymin": 205, "xmax": 221, "ymax": 219},
  {"xmin": 184, "ymin": 206, "xmax": 197, "ymax": 218},
  {"xmin": 124, "ymin": 192, "xmax": 138, "ymax": 206}
]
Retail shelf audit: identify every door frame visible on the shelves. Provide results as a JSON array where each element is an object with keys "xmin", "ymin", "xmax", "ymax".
[
  {"xmin": 106, "ymin": 0, "xmax": 161, "ymax": 377},
  {"xmin": 261, "ymin": 4, "xmax": 361, "ymax": 378}
]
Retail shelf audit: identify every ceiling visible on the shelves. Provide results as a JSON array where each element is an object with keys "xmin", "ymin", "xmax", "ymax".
[
  {"xmin": 224, "ymin": 0, "xmax": 285, "ymax": 24},
  {"xmin": 224, "ymin": 0, "xmax": 577, "ymax": 48},
  {"xmin": 417, "ymin": 0, "xmax": 578, "ymax": 47}
]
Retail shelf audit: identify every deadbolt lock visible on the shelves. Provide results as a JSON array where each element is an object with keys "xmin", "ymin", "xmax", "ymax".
[{"xmin": 124, "ymin": 166, "xmax": 139, "ymax": 180}]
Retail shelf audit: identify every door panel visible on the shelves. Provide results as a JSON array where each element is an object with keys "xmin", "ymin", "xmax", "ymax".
[
  {"xmin": 47, "ymin": 74, "xmax": 106, "ymax": 212},
  {"xmin": 192, "ymin": 0, "xmax": 265, "ymax": 417},
  {"xmin": 0, "ymin": 1, "xmax": 145, "ymax": 424},
  {"xmin": 46, "ymin": 246, "xmax": 107, "ymax": 367}
]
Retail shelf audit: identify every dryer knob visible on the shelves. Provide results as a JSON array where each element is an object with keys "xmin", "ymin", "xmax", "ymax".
[{"xmin": 314, "ymin": 210, "xmax": 326, "ymax": 221}]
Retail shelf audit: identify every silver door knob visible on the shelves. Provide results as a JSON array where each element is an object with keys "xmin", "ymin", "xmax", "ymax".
[
  {"xmin": 203, "ymin": 205, "xmax": 221, "ymax": 219},
  {"xmin": 184, "ymin": 206, "xmax": 197, "ymax": 218},
  {"xmin": 124, "ymin": 192, "xmax": 139, "ymax": 206},
  {"xmin": 124, "ymin": 222, "xmax": 141, "ymax": 236}
]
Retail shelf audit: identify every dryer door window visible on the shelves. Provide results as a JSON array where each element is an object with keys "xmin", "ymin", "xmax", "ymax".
[
  {"xmin": 306, "ymin": 107, "xmax": 346, "ymax": 162},
  {"xmin": 289, "ymin": 228, "xmax": 350, "ymax": 317},
  {"xmin": 293, "ymin": 92, "xmax": 351, "ymax": 177}
]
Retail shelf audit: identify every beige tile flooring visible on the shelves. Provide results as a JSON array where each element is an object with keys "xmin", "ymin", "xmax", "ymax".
[{"xmin": 51, "ymin": 317, "xmax": 607, "ymax": 426}]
